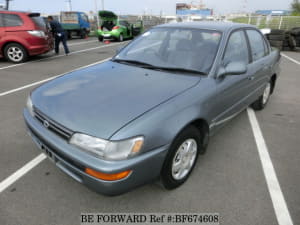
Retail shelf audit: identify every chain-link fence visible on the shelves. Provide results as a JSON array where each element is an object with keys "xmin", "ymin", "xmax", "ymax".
[{"xmin": 229, "ymin": 16, "xmax": 300, "ymax": 30}]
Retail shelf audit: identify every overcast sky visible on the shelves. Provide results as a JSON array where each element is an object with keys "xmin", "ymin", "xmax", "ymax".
[{"xmin": 1, "ymin": 0, "xmax": 293, "ymax": 15}]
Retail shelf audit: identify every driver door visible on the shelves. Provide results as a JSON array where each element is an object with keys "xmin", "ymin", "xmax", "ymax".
[{"xmin": 211, "ymin": 29, "xmax": 253, "ymax": 129}]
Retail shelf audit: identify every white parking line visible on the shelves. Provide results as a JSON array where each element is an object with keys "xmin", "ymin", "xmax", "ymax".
[
  {"xmin": 0, "ymin": 57, "xmax": 110, "ymax": 97},
  {"xmin": 68, "ymin": 40, "xmax": 98, "ymax": 47},
  {"xmin": 281, "ymin": 53, "xmax": 300, "ymax": 65},
  {"xmin": 247, "ymin": 108, "xmax": 294, "ymax": 225},
  {"xmin": 0, "ymin": 41, "xmax": 126, "ymax": 71},
  {"xmin": 0, "ymin": 153, "xmax": 46, "ymax": 193}
]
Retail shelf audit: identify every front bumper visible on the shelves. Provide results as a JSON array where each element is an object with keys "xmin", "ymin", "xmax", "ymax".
[{"xmin": 23, "ymin": 109, "xmax": 169, "ymax": 195}]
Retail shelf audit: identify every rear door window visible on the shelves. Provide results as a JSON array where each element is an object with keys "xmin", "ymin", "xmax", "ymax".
[
  {"xmin": 246, "ymin": 30, "xmax": 266, "ymax": 61},
  {"xmin": 2, "ymin": 14, "xmax": 23, "ymax": 27},
  {"xmin": 0, "ymin": 13, "xmax": 4, "ymax": 27}
]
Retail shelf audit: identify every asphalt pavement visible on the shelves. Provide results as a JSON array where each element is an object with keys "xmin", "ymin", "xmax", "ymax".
[{"xmin": 0, "ymin": 38, "xmax": 299, "ymax": 225}]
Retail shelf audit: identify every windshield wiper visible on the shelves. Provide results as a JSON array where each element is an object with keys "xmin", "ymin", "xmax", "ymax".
[
  {"xmin": 143, "ymin": 66, "xmax": 207, "ymax": 75},
  {"xmin": 111, "ymin": 58, "xmax": 154, "ymax": 67},
  {"xmin": 112, "ymin": 59, "xmax": 207, "ymax": 75}
]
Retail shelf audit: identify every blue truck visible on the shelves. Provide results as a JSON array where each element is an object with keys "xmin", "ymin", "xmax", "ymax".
[{"xmin": 60, "ymin": 11, "xmax": 90, "ymax": 39}]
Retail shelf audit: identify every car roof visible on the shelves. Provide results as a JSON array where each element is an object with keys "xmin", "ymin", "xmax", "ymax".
[{"xmin": 157, "ymin": 21, "xmax": 256, "ymax": 32}]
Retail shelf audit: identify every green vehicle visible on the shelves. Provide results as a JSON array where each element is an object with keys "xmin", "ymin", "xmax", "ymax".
[{"xmin": 97, "ymin": 11, "xmax": 143, "ymax": 42}]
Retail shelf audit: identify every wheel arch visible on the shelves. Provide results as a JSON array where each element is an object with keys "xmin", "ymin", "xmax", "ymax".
[
  {"xmin": 2, "ymin": 41, "xmax": 28, "ymax": 55},
  {"xmin": 171, "ymin": 118, "xmax": 210, "ymax": 151}
]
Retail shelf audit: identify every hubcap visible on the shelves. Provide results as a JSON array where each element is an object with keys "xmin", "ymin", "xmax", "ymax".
[
  {"xmin": 262, "ymin": 83, "xmax": 271, "ymax": 104},
  {"xmin": 7, "ymin": 47, "xmax": 23, "ymax": 62},
  {"xmin": 171, "ymin": 139, "xmax": 197, "ymax": 180}
]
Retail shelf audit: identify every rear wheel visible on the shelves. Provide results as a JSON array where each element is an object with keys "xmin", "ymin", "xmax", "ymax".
[
  {"xmin": 80, "ymin": 30, "xmax": 87, "ymax": 39},
  {"xmin": 161, "ymin": 126, "xmax": 204, "ymax": 190},
  {"xmin": 119, "ymin": 34, "xmax": 124, "ymax": 42},
  {"xmin": 251, "ymin": 81, "xmax": 271, "ymax": 110},
  {"xmin": 4, "ymin": 43, "xmax": 28, "ymax": 63}
]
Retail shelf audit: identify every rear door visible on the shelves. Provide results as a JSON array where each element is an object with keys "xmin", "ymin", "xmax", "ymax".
[
  {"xmin": 0, "ymin": 13, "xmax": 5, "ymax": 56},
  {"xmin": 0, "ymin": 13, "xmax": 5, "ymax": 50},
  {"xmin": 244, "ymin": 29, "xmax": 272, "ymax": 105}
]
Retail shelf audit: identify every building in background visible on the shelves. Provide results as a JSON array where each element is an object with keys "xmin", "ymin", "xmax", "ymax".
[
  {"xmin": 255, "ymin": 10, "xmax": 291, "ymax": 16},
  {"xmin": 176, "ymin": 2, "xmax": 213, "ymax": 21}
]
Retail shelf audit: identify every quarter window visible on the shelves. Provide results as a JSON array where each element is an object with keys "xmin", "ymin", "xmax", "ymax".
[
  {"xmin": 223, "ymin": 30, "xmax": 249, "ymax": 66},
  {"xmin": 246, "ymin": 30, "xmax": 266, "ymax": 61}
]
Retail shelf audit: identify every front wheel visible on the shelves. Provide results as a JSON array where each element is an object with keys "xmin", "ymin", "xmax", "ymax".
[
  {"xmin": 4, "ymin": 43, "xmax": 28, "ymax": 63},
  {"xmin": 161, "ymin": 126, "xmax": 203, "ymax": 190},
  {"xmin": 251, "ymin": 81, "xmax": 271, "ymax": 110}
]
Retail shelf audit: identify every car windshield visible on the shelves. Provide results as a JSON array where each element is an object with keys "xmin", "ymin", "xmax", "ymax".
[{"xmin": 114, "ymin": 27, "xmax": 222, "ymax": 74}]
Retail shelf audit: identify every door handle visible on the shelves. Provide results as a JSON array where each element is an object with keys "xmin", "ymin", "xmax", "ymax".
[{"xmin": 247, "ymin": 76, "xmax": 255, "ymax": 81}]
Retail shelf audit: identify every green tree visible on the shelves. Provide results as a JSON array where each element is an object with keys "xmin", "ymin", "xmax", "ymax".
[{"xmin": 291, "ymin": 0, "xmax": 300, "ymax": 15}]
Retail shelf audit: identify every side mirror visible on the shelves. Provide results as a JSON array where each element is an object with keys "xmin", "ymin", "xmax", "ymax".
[{"xmin": 217, "ymin": 61, "xmax": 247, "ymax": 78}]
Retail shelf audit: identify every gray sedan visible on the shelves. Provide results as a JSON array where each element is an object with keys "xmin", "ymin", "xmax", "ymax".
[{"xmin": 23, "ymin": 22, "xmax": 280, "ymax": 195}]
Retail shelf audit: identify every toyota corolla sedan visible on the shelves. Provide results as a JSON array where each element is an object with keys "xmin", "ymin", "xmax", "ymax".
[{"xmin": 24, "ymin": 22, "xmax": 280, "ymax": 195}]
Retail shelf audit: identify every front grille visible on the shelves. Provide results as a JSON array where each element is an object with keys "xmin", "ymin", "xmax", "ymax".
[
  {"xmin": 26, "ymin": 123, "xmax": 85, "ymax": 172},
  {"xmin": 33, "ymin": 107, "xmax": 73, "ymax": 140}
]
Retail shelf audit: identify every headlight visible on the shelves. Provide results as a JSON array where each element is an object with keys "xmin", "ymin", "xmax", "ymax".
[
  {"xmin": 26, "ymin": 96, "xmax": 34, "ymax": 117},
  {"xmin": 69, "ymin": 133, "xmax": 144, "ymax": 161}
]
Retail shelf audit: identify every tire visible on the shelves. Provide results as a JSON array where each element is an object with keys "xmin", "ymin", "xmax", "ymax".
[
  {"xmin": 161, "ymin": 126, "xmax": 205, "ymax": 190},
  {"xmin": 4, "ymin": 43, "xmax": 28, "ymax": 63},
  {"xmin": 270, "ymin": 29, "xmax": 285, "ymax": 35},
  {"xmin": 80, "ymin": 30, "xmax": 86, "ymax": 39},
  {"xmin": 268, "ymin": 34, "xmax": 285, "ymax": 41},
  {"xmin": 296, "ymin": 37, "xmax": 300, "ymax": 47},
  {"xmin": 118, "ymin": 34, "xmax": 124, "ymax": 42},
  {"xmin": 269, "ymin": 40, "xmax": 283, "ymax": 50},
  {"xmin": 98, "ymin": 36, "xmax": 103, "ymax": 42},
  {"xmin": 288, "ymin": 35, "xmax": 296, "ymax": 50},
  {"xmin": 67, "ymin": 31, "xmax": 72, "ymax": 40},
  {"xmin": 283, "ymin": 40, "xmax": 289, "ymax": 47},
  {"xmin": 291, "ymin": 27, "xmax": 300, "ymax": 36},
  {"xmin": 251, "ymin": 81, "xmax": 272, "ymax": 110}
]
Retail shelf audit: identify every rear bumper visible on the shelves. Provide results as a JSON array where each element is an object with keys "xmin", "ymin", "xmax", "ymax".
[{"xmin": 23, "ymin": 109, "xmax": 169, "ymax": 195}]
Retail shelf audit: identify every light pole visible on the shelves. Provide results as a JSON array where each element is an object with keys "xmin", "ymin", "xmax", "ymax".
[
  {"xmin": 94, "ymin": 0, "xmax": 100, "ymax": 28},
  {"xmin": 66, "ymin": 0, "xmax": 72, "ymax": 11},
  {"xmin": 101, "ymin": 0, "xmax": 104, "ymax": 10},
  {"xmin": 5, "ymin": 0, "xmax": 13, "ymax": 10}
]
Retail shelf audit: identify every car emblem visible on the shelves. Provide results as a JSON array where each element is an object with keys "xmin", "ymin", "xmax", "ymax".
[{"xmin": 43, "ymin": 120, "xmax": 50, "ymax": 128}]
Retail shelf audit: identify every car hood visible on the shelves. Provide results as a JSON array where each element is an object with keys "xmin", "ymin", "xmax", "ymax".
[{"xmin": 31, "ymin": 61, "xmax": 200, "ymax": 139}]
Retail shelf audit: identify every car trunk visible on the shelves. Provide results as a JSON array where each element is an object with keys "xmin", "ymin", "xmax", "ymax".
[
  {"xmin": 28, "ymin": 13, "xmax": 53, "ymax": 47},
  {"xmin": 98, "ymin": 10, "xmax": 118, "ymax": 32}
]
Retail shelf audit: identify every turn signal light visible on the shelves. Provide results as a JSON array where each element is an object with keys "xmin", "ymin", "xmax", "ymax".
[
  {"xmin": 112, "ymin": 26, "xmax": 120, "ymax": 30},
  {"xmin": 85, "ymin": 168, "xmax": 131, "ymax": 181}
]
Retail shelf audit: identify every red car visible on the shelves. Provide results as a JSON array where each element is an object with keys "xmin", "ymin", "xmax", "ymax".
[{"xmin": 0, "ymin": 11, "xmax": 53, "ymax": 63}]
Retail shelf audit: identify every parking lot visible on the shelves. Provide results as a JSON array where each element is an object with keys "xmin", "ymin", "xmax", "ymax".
[{"xmin": 0, "ymin": 37, "xmax": 299, "ymax": 225}]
